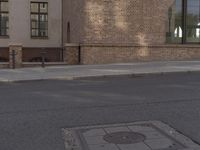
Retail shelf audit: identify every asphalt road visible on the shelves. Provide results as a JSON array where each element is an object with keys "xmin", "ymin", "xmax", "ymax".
[{"xmin": 1, "ymin": 73, "xmax": 200, "ymax": 150}]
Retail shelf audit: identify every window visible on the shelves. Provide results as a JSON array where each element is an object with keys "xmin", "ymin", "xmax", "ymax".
[
  {"xmin": 0, "ymin": 0, "xmax": 9, "ymax": 36},
  {"xmin": 31, "ymin": 2, "xmax": 48, "ymax": 38},
  {"xmin": 186, "ymin": 0, "xmax": 200, "ymax": 42},
  {"xmin": 167, "ymin": 0, "xmax": 200, "ymax": 44},
  {"xmin": 166, "ymin": 0, "xmax": 183, "ymax": 43}
]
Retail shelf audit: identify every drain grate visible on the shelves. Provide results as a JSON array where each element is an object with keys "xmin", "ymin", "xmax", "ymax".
[{"xmin": 103, "ymin": 131, "xmax": 146, "ymax": 144}]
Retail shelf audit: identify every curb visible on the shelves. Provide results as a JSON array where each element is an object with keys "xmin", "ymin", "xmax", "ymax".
[
  {"xmin": 0, "ymin": 70, "xmax": 198, "ymax": 83},
  {"xmin": 71, "ymin": 70, "xmax": 195, "ymax": 80}
]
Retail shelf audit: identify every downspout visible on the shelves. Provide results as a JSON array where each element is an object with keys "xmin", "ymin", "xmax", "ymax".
[
  {"xmin": 78, "ymin": 45, "xmax": 81, "ymax": 64},
  {"xmin": 61, "ymin": 0, "xmax": 64, "ymax": 61}
]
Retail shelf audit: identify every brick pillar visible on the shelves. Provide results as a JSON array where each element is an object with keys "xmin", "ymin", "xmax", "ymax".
[
  {"xmin": 9, "ymin": 44, "xmax": 22, "ymax": 68},
  {"xmin": 64, "ymin": 43, "xmax": 79, "ymax": 65}
]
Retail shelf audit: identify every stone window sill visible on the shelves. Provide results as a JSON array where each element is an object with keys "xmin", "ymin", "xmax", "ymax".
[
  {"xmin": 31, "ymin": 36, "xmax": 49, "ymax": 40},
  {"xmin": 0, "ymin": 35, "xmax": 9, "ymax": 39}
]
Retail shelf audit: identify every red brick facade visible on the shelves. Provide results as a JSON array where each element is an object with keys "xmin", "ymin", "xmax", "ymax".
[
  {"xmin": 63, "ymin": 0, "xmax": 200, "ymax": 65},
  {"xmin": 80, "ymin": 44, "xmax": 200, "ymax": 64},
  {"xmin": 63, "ymin": 0, "xmax": 174, "ymax": 44}
]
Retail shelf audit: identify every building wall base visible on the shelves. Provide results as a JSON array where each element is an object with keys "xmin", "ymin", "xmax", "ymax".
[
  {"xmin": 9, "ymin": 44, "xmax": 22, "ymax": 68},
  {"xmin": 80, "ymin": 44, "xmax": 200, "ymax": 64},
  {"xmin": 1, "ymin": 44, "xmax": 200, "ymax": 68},
  {"xmin": 64, "ymin": 43, "xmax": 80, "ymax": 65}
]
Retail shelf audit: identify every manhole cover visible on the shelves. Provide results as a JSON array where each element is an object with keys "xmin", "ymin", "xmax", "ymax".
[{"xmin": 103, "ymin": 131, "xmax": 145, "ymax": 144}]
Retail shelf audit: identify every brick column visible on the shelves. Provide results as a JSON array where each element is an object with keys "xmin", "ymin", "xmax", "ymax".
[
  {"xmin": 64, "ymin": 43, "xmax": 80, "ymax": 65},
  {"xmin": 9, "ymin": 44, "xmax": 22, "ymax": 68}
]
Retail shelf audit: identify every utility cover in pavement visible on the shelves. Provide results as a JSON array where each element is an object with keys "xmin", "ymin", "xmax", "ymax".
[
  {"xmin": 103, "ymin": 131, "xmax": 146, "ymax": 144},
  {"xmin": 62, "ymin": 121, "xmax": 200, "ymax": 150}
]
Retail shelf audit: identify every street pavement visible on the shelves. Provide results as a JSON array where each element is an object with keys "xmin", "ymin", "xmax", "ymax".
[
  {"xmin": 1, "ymin": 61, "xmax": 200, "ymax": 82},
  {"xmin": 1, "ymin": 73, "xmax": 200, "ymax": 149}
]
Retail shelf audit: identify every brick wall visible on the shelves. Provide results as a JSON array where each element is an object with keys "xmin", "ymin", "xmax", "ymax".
[
  {"xmin": 80, "ymin": 44, "xmax": 200, "ymax": 64},
  {"xmin": 62, "ymin": 0, "xmax": 200, "ymax": 65},
  {"xmin": 63, "ymin": 44, "xmax": 80, "ymax": 65},
  {"xmin": 64, "ymin": 0, "xmax": 175, "ymax": 45}
]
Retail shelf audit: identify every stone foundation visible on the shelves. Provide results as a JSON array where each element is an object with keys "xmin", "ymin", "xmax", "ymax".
[
  {"xmin": 63, "ymin": 43, "xmax": 80, "ymax": 65},
  {"xmin": 9, "ymin": 44, "xmax": 22, "ymax": 68}
]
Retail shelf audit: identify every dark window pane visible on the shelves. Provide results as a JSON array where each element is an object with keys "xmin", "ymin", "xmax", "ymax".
[
  {"xmin": 39, "ymin": 21, "xmax": 48, "ymax": 29},
  {"xmin": 32, "ymin": 29, "xmax": 38, "ymax": 36},
  {"xmin": 1, "ymin": 14, "xmax": 8, "ymax": 27},
  {"xmin": 0, "ymin": 0, "xmax": 9, "ymax": 36},
  {"xmin": 40, "ymin": 14, "xmax": 48, "ymax": 22},
  {"xmin": 186, "ymin": 0, "xmax": 200, "ymax": 42},
  {"xmin": 166, "ymin": 0, "xmax": 183, "ymax": 43},
  {"xmin": 39, "ymin": 30, "xmax": 48, "ymax": 37}
]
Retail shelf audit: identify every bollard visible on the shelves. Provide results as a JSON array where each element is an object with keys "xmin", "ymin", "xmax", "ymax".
[
  {"xmin": 10, "ymin": 50, "xmax": 17, "ymax": 69},
  {"xmin": 41, "ymin": 51, "xmax": 47, "ymax": 68}
]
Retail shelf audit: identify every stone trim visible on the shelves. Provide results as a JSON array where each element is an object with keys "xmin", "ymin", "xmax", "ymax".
[
  {"xmin": 80, "ymin": 43, "xmax": 200, "ymax": 48},
  {"xmin": 65, "ymin": 43, "xmax": 80, "ymax": 47}
]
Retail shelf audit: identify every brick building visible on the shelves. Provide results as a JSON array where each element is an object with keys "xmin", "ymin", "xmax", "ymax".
[
  {"xmin": 64, "ymin": 0, "xmax": 200, "ymax": 64},
  {"xmin": 1, "ymin": 0, "xmax": 200, "ymax": 68}
]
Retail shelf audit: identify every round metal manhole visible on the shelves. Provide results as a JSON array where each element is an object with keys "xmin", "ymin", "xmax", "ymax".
[{"xmin": 103, "ymin": 131, "xmax": 146, "ymax": 144}]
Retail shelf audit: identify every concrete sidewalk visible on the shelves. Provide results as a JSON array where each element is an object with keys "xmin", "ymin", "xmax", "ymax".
[{"xmin": 0, "ymin": 61, "xmax": 200, "ymax": 82}]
